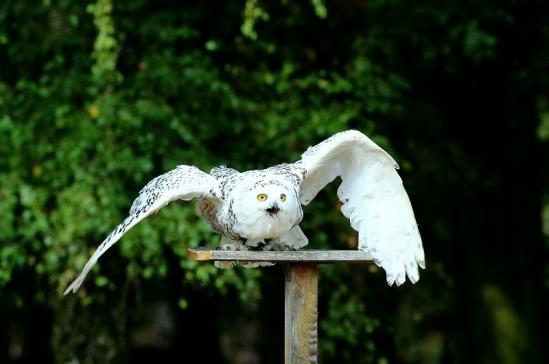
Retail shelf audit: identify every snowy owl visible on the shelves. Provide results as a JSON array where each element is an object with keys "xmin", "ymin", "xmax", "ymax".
[{"xmin": 64, "ymin": 130, "xmax": 425, "ymax": 294}]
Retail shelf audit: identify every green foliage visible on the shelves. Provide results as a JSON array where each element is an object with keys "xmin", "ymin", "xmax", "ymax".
[
  {"xmin": 310, "ymin": 0, "xmax": 328, "ymax": 19},
  {"xmin": 241, "ymin": 0, "xmax": 270, "ymax": 40},
  {"xmin": 0, "ymin": 0, "xmax": 546, "ymax": 363},
  {"xmin": 88, "ymin": 0, "xmax": 121, "ymax": 88}
]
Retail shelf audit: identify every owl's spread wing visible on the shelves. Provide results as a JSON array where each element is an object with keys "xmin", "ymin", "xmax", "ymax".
[
  {"xmin": 295, "ymin": 130, "xmax": 425, "ymax": 286},
  {"xmin": 64, "ymin": 165, "xmax": 221, "ymax": 294}
]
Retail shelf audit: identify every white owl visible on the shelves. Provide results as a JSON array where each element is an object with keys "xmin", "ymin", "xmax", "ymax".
[{"xmin": 64, "ymin": 130, "xmax": 425, "ymax": 294}]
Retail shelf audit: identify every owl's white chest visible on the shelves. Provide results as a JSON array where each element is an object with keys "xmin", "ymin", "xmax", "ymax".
[{"xmin": 232, "ymin": 202, "xmax": 301, "ymax": 240}]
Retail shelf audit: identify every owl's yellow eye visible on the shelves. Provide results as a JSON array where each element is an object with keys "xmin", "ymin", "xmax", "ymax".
[
  {"xmin": 257, "ymin": 193, "xmax": 268, "ymax": 202},
  {"xmin": 280, "ymin": 194, "xmax": 287, "ymax": 202}
]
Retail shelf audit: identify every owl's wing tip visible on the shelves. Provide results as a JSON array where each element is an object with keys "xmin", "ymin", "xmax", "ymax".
[
  {"xmin": 63, "ymin": 278, "xmax": 82, "ymax": 295},
  {"xmin": 63, "ymin": 286, "xmax": 74, "ymax": 295}
]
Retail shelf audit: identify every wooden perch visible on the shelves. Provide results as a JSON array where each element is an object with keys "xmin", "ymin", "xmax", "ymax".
[
  {"xmin": 187, "ymin": 248, "xmax": 374, "ymax": 364},
  {"xmin": 186, "ymin": 248, "xmax": 373, "ymax": 263}
]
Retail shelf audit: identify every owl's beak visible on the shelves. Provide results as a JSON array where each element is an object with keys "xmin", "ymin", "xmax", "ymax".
[{"xmin": 266, "ymin": 204, "xmax": 280, "ymax": 216}]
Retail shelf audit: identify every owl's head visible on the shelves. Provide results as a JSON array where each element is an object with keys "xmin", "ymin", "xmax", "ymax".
[{"xmin": 231, "ymin": 176, "xmax": 302, "ymax": 240}]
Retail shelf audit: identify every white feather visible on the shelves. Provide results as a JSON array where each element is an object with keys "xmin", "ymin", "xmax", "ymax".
[
  {"xmin": 64, "ymin": 165, "xmax": 220, "ymax": 294},
  {"xmin": 297, "ymin": 130, "xmax": 425, "ymax": 286}
]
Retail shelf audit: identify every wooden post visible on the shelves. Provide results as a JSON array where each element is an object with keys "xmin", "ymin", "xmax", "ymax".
[
  {"xmin": 285, "ymin": 263, "xmax": 318, "ymax": 364},
  {"xmin": 186, "ymin": 248, "xmax": 373, "ymax": 363}
]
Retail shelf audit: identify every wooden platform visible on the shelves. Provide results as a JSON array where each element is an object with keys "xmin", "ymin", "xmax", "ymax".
[
  {"xmin": 186, "ymin": 248, "xmax": 373, "ymax": 263},
  {"xmin": 186, "ymin": 247, "xmax": 374, "ymax": 363}
]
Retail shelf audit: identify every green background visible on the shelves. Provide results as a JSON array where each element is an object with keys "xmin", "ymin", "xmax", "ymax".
[{"xmin": 0, "ymin": 0, "xmax": 547, "ymax": 363}]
